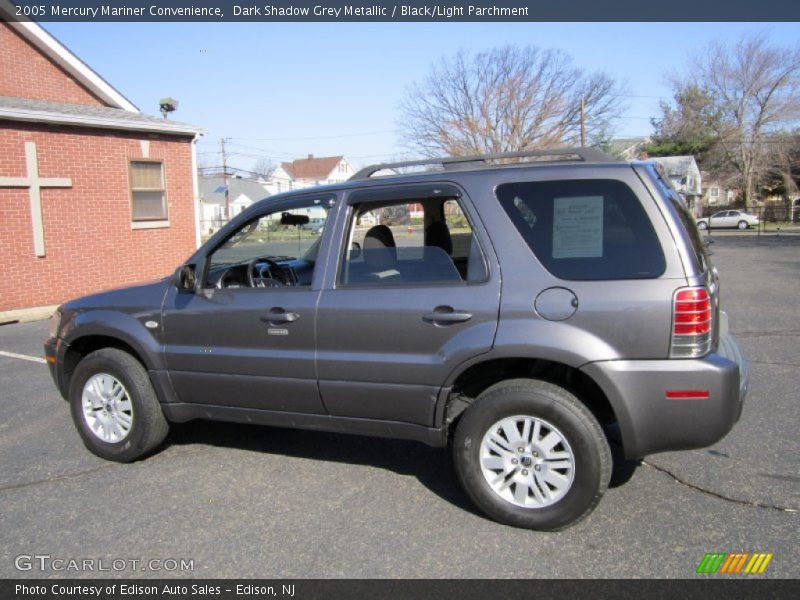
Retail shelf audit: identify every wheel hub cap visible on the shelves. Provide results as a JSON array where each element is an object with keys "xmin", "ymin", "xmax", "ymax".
[
  {"xmin": 81, "ymin": 373, "xmax": 134, "ymax": 443},
  {"xmin": 479, "ymin": 415, "xmax": 575, "ymax": 508}
]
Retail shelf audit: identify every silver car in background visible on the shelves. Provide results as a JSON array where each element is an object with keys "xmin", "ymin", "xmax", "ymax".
[{"xmin": 697, "ymin": 209, "xmax": 760, "ymax": 230}]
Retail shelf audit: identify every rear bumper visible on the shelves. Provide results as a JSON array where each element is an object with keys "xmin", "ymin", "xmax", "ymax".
[{"xmin": 581, "ymin": 333, "xmax": 747, "ymax": 459}]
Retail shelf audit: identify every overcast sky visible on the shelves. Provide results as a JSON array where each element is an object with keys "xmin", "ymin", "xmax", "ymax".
[{"xmin": 46, "ymin": 21, "xmax": 800, "ymax": 170}]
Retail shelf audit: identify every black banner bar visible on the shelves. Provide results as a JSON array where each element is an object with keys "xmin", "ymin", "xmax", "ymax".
[
  {"xmin": 2, "ymin": 0, "xmax": 800, "ymax": 22},
  {"xmin": 2, "ymin": 580, "xmax": 800, "ymax": 600}
]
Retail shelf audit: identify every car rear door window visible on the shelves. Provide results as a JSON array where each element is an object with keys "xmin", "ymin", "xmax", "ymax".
[
  {"xmin": 340, "ymin": 197, "xmax": 486, "ymax": 286},
  {"xmin": 496, "ymin": 179, "xmax": 666, "ymax": 280}
]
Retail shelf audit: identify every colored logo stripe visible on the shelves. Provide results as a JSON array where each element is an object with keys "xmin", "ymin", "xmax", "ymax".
[
  {"xmin": 697, "ymin": 553, "xmax": 727, "ymax": 573},
  {"xmin": 697, "ymin": 552, "xmax": 773, "ymax": 574},
  {"xmin": 744, "ymin": 553, "xmax": 773, "ymax": 574},
  {"xmin": 718, "ymin": 553, "xmax": 749, "ymax": 573}
]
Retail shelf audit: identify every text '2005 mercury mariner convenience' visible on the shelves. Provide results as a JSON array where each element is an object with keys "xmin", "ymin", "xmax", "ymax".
[{"xmin": 46, "ymin": 149, "xmax": 748, "ymax": 530}]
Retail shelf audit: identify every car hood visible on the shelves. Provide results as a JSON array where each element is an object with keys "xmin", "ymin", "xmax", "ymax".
[{"xmin": 62, "ymin": 278, "xmax": 171, "ymax": 313}]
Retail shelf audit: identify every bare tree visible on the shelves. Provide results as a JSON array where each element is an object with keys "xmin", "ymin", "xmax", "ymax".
[
  {"xmin": 251, "ymin": 157, "xmax": 276, "ymax": 179},
  {"xmin": 682, "ymin": 35, "xmax": 800, "ymax": 208},
  {"xmin": 398, "ymin": 45, "xmax": 626, "ymax": 157},
  {"xmin": 764, "ymin": 131, "xmax": 800, "ymax": 200}
]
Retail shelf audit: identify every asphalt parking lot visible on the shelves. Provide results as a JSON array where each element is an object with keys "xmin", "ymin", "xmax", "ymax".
[{"xmin": 0, "ymin": 234, "xmax": 798, "ymax": 579}]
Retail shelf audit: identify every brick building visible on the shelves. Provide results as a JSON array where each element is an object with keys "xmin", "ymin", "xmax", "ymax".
[{"xmin": 0, "ymin": 11, "xmax": 202, "ymax": 315}]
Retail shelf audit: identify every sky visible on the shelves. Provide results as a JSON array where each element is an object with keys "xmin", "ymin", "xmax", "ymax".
[{"xmin": 45, "ymin": 21, "xmax": 800, "ymax": 172}]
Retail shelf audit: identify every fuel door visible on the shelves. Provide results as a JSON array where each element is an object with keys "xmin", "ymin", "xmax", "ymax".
[{"xmin": 535, "ymin": 287, "xmax": 578, "ymax": 321}]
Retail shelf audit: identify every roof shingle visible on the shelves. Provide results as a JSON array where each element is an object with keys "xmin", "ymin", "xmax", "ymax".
[
  {"xmin": 281, "ymin": 155, "xmax": 343, "ymax": 181},
  {"xmin": 0, "ymin": 95, "xmax": 203, "ymax": 135}
]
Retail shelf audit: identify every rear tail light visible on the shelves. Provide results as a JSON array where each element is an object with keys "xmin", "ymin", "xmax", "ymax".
[{"xmin": 670, "ymin": 287, "xmax": 712, "ymax": 358}]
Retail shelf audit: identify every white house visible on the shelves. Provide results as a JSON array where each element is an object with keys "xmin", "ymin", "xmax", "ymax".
[
  {"xmin": 262, "ymin": 155, "xmax": 354, "ymax": 195},
  {"xmin": 701, "ymin": 172, "xmax": 740, "ymax": 209},
  {"xmin": 651, "ymin": 156, "xmax": 703, "ymax": 215},
  {"xmin": 198, "ymin": 174, "xmax": 269, "ymax": 235}
]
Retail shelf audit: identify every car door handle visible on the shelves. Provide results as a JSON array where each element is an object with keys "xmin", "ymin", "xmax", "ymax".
[
  {"xmin": 261, "ymin": 309, "xmax": 300, "ymax": 324},
  {"xmin": 423, "ymin": 308, "xmax": 473, "ymax": 324}
]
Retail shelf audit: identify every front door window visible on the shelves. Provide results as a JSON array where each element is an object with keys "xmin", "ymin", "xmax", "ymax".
[{"xmin": 205, "ymin": 205, "xmax": 329, "ymax": 289}]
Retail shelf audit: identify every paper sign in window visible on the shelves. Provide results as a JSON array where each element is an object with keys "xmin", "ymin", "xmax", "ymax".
[{"xmin": 552, "ymin": 196, "xmax": 604, "ymax": 259}]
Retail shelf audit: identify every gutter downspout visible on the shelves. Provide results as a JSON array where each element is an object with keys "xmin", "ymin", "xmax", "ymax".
[{"xmin": 190, "ymin": 133, "xmax": 202, "ymax": 248}]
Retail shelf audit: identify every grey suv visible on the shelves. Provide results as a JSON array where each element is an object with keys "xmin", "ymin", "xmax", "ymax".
[{"xmin": 45, "ymin": 149, "xmax": 748, "ymax": 530}]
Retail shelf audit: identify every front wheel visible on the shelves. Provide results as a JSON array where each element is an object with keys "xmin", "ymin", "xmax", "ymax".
[
  {"xmin": 738, "ymin": 220, "xmax": 749, "ymax": 230},
  {"xmin": 697, "ymin": 221, "xmax": 709, "ymax": 230},
  {"xmin": 69, "ymin": 348, "xmax": 169, "ymax": 462},
  {"xmin": 453, "ymin": 379, "xmax": 611, "ymax": 530}
]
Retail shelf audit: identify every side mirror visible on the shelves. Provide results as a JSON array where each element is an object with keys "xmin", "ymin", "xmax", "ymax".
[{"xmin": 174, "ymin": 264, "xmax": 197, "ymax": 292}]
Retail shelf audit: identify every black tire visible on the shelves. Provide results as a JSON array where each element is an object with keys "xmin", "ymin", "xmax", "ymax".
[
  {"xmin": 453, "ymin": 379, "xmax": 611, "ymax": 531},
  {"xmin": 738, "ymin": 220, "xmax": 748, "ymax": 230},
  {"xmin": 698, "ymin": 221, "xmax": 708, "ymax": 230},
  {"xmin": 69, "ymin": 348, "xmax": 169, "ymax": 462}
]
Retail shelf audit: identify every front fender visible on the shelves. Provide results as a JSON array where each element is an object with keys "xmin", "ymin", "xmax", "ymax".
[{"xmin": 61, "ymin": 309, "xmax": 165, "ymax": 370}]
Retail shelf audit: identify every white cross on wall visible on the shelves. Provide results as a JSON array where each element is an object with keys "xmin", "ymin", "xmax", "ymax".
[{"xmin": 0, "ymin": 141, "xmax": 72, "ymax": 257}]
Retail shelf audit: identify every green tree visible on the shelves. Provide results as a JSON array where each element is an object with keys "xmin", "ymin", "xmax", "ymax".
[{"xmin": 645, "ymin": 85, "xmax": 720, "ymax": 166}]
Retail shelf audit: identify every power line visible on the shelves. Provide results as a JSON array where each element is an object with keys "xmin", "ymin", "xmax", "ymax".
[{"xmin": 230, "ymin": 129, "xmax": 397, "ymax": 142}]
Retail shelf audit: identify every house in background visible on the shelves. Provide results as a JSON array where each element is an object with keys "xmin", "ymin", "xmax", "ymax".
[
  {"xmin": 650, "ymin": 156, "xmax": 703, "ymax": 215},
  {"xmin": 262, "ymin": 154, "xmax": 354, "ymax": 194},
  {"xmin": 700, "ymin": 172, "xmax": 740, "ymax": 212},
  {"xmin": 198, "ymin": 174, "xmax": 269, "ymax": 235},
  {"xmin": 0, "ymin": 5, "xmax": 202, "ymax": 315},
  {"xmin": 606, "ymin": 137, "xmax": 650, "ymax": 160}
]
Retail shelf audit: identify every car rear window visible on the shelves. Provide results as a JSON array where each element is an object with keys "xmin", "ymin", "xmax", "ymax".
[
  {"xmin": 496, "ymin": 179, "xmax": 666, "ymax": 280},
  {"xmin": 649, "ymin": 166, "xmax": 710, "ymax": 274}
]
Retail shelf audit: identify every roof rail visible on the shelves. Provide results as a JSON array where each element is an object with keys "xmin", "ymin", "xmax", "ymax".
[{"xmin": 350, "ymin": 147, "xmax": 616, "ymax": 180}]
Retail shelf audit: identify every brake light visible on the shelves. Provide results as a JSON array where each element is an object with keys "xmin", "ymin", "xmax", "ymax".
[{"xmin": 670, "ymin": 287, "xmax": 712, "ymax": 358}]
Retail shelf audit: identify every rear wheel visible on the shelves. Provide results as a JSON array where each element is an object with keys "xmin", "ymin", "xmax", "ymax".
[
  {"xmin": 69, "ymin": 348, "xmax": 169, "ymax": 462},
  {"xmin": 698, "ymin": 221, "xmax": 708, "ymax": 230},
  {"xmin": 453, "ymin": 379, "xmax": 611, "ymax": 530},
  {"xmin": 738, "ymin": 220, "xmax": 748, "ymax": 230}
]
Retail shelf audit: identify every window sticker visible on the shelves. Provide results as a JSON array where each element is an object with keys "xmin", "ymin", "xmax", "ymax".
[{"xmin": 552, "ymin": 196, "xmax": 604, "ymax": 259}]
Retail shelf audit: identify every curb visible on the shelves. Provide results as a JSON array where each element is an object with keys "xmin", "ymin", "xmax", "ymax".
[{"xmin": 0, "ymin": 305, "xmax": 58, "ymax": 326}]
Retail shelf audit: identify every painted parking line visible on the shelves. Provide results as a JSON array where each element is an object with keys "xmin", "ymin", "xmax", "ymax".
[{"xmin": 0, "ymin": 350, "xmax": 46, "ymax": 364}]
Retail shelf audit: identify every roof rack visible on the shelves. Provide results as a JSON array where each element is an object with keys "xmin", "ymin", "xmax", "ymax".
[{"xmin": 350, "ymin": 147, "xmax": 616, "ymax": 180}]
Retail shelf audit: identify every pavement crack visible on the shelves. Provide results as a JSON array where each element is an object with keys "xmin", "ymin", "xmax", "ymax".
[
  {"xmin": 0, "ymin": 445, "xmax": 209, "ymax": 493},
  {"xmin": 735, "ymin": 330, "xmax": 800, "ymax": 338},
  {"xmin": 0, "ymin": 463, "xmax": 120, "ymax": 493},
  {"xmin": 642, "ymin": 460, "xmax": 800, "ymax": 513},
  {"xmin": 750, "ymin": 360, "xmax": 800, "ymax": 367}
]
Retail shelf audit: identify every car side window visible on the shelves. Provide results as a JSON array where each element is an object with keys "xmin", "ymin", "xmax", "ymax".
[
  {"xmin": 496, "ymin": 179, "xmax": 666, "ymax": 281},
  {"xmin": 340, "ymin": 197, "xmax": 486, "ymax": 286},
  {"xmin": 204, "ymin": 204, "xmax": 329, "ymax": 289}
]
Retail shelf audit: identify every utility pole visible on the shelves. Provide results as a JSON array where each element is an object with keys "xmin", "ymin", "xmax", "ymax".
[
  {"xmin": 220, "ymin": 137, "xmax": 230, "ymax": 221},
  {"xmin": 580, "ymin": 96, "xmax": 586, "ymax": 148}
]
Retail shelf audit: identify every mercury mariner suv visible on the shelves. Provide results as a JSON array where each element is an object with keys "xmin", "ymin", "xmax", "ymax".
[{"xmin": 45, "ymin": 149, "xmax": 748, "ymax": 530}]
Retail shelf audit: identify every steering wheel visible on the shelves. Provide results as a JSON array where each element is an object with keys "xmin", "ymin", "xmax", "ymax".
[{"xmin": 247, "ymin": 257, "xmax": 287, "ymax": 288}]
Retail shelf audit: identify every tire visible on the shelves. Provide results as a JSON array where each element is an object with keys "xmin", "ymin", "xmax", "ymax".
[
  {"xmin": 453, "ymin": 379, "xmax": 611, "ymax": 531},
  {"xmin": 69, "ymin": 348, "xmax": 169, "ymax": 462},
  {"xmin": 738, "ymin": 220, "xmax": 748, "ymax": 230},
  {"xmin": 697, "ymin": 221, "xmax": 708, "ymax": 230}
]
